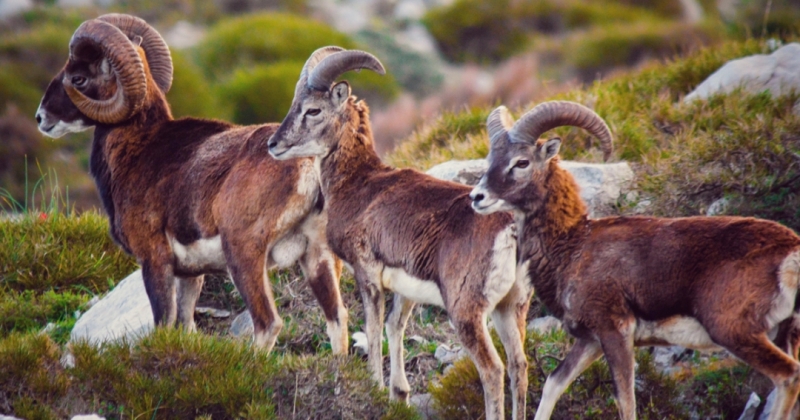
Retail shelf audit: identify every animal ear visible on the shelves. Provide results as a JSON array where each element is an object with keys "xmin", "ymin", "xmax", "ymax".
[
  {"xmin": 541, "ymin": 137, "xmax": 561, "ymax": 161},
  {"xmin": 331, "ymin": 81, "xmax": 350, "ymax": 106}
]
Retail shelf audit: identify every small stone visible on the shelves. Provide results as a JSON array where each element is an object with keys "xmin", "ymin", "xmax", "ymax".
[
  {"xmin": 40, "ymin": 322, "xmax": 57, "ymax": 334},
  {"xmin": 71, "ymin": 415, "xmax": 106, "ymax": 420},
  {"xmin": 706, "ymin": 197, "xmax": 730, "ymax": 216},
  {"xmin": 409, "ymin": 393, "xmax": 437, "ymax": 419},
  {"xmin": 352, "ymin": 332, "xmax": 369, "ymax": 356},
  {"xmin": 434, "ymin": 344, "xmax": 464, "ymax": 364},
  {"xmin": 737, "ymin": 392, "xmax": 761, "ymax": 420},
  {"xmin": 407, "ymin": 335, "xmax": 425, "ymax": 344},
  {"xmin": 229, "ymin": 311, "xmax": 253, "ymax": 338},
  {"xmin": 527, "ymin": 316, "xmax": 562, "ymax": 335},
  {"xmin": 61, "ymin": 350, "xmax": 75, "ymax": 369},
  {"xmin": 195, "ymin": 306, "xmax": 232, "ymax": 318}
]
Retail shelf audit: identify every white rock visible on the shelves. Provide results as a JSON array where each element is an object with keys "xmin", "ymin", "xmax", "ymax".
[
  {"xmin": 85, "ymin": 295, "xmax": 100, "ymax": 309},
  {"xmin": 162, "ymin": 20, "xmax": 206, "ymax": 50},
  {"xmin": 310, "ymin": 0, "xmax": 375, "ymax": 34},
  {"xmin": 195, "ymin": 306, "xmax": 231, "ymax": 318},
  {"xmin": 409, "ymin": 393, "xmax": 436, "ymax": 419},
  {"xmin": 0, "ymin": 0, "xmax": 32, "ymax": 18},
  {"xmin": 737, "ymin": 392, "xmax": 761, "ymax": 420},
  {"xmin": 706, "ymin": 197, "xmax": 730, "ymax": 216},
  {"xmin": 0, "ymin": 416, "xmax": 24, "ymax": 420},
  {"xmin": 352, "ymin": 331, "xmax": 369, "ymax": 356},
  {"xmin": 426, "ymin": 159, "xmax": 635, "ymax": 217},
  {"xmin": 526, "ymin": 316, "xmax": 562, "ymax": 334},
  {"xmin": 394, "ymin": 23, "xmax": 440, "ymax": 56},
  {"xmin": 685, "ymin": 43, "xmax": 800, "ymax": 107},
  {"xmin": 71, "ymin": 415, "xmax": 106, "ymax": 420},
  {"xmin": 229, "ymin": 311, "xmax": 254, "ymax": 338},
  {"xmin": 56, "ymin": 0, "xmax": 94, "ymax": 7},
  {"xmin": 61, "ymin": 350, "xmax": 75, "ymax": 369},
  {"xmin": 394, "ymin": 0, "xmax": 427, "ymax": 21},
  {"xmin": 70, "ymin": 270, "xmax": 153, "ymax": 345},
  {"xmin": 758, "ymin": 387, "xmax": 800, "ymax": 420},
  {"xmin": 434, "ymin": 343, "xmax": 466, "ymax": 364},
  {"xmin": 651, "ymin": 346, "xmax": 690, "ymax": 373}
]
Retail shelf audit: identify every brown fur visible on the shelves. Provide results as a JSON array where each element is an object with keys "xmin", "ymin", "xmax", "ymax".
[
  {"xmin": 476, "ymin": 135, "xmax": 800, "ymax": 420},
  {"xmin": 37, "ymin": 36, "xmax": 349, "ymax": 353}
]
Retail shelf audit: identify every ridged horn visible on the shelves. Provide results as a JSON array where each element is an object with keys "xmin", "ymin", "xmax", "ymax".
[
  {"xmin": 487, "ymin": 106, "xmax": 515, "ymax": 144},
  {"xmin": 97, "ymin": 13, "xmax": 173, "ymax": 93},
  {"xmin": 295, "ymin": 46, "xmax": 345, "ymax": 97},
  {"xmin": 64, "ymin": 19, "xmax": 147, "ymax": 124},
  {"xmin": 307, "ymin": 50, "xmax": 385, "ymax": 91},
  {"xmin": 509, "ymin": 101, "xmax": 613, "ymax": 161}
]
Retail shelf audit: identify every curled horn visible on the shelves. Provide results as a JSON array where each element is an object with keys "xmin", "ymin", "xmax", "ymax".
[
  {"xmin": 508, "ymin": 101, "xmax": 613, "ymax": 161},
  {"xmin": 486, "ymin": 106, "xmax": 516, "ymax": 144},
  {"xmin": 307, "ymin": 50, "xmax": 385, "ymax": 91},
  {"xmin": 64, "ymin": 19, "xmax": 147, "ymax": 124},
  {"xmin": 97, "ymin": 13, "xmax": 173, "ymax": 93},
  {"xmin": 295, "ymin": 46, "xmax": 345, "ymax": 97}
]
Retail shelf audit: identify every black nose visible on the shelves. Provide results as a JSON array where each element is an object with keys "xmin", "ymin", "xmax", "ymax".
[
  {"xmin": 35, "ymin": 113, "xmax": 42, "ymax": 124},
  {"xmin": 268, "ymin": 139, "xmax": 278, "ymax": 149},
  {"xmin": 472, "ymin": 193, "xmax": 484, "ymax": 203}
]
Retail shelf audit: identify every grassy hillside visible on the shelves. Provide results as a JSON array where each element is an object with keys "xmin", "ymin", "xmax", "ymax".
[{"xmin": 387, "ymin": 38, "xmax": 800, "ymax": 231}]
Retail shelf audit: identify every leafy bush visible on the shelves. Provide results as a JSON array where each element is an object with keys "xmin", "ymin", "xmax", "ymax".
[
  {"xmin": 168, "ymin": 49, "xmax": 233, "ymax": 120},
  {"xmin": 422, "ymin": 0, "xmax": 664, "ymax": 63},
  {"xmin": 0, "ymin": 329, "xmax": 419, "ymax": 419}
]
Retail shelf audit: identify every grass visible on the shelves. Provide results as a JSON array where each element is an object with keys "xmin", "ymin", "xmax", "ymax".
[
  {"xmin": 0, "ymin": 329, "xmax": 420, "ymax": 419},
  {"xmin": 386, "ymin": 38, "xmax": 800, "ymax": 231}
]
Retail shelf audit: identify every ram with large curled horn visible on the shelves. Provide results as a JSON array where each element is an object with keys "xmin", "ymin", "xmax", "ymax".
[
  {"xmin": 471, "ymin": 101, "xmax": 800, "ymax": 420},
  {"xmin": 36, "ymin": 16, "xmax": 351, "ymax": 355},
  {"xmin": 267, "ymin": 47, "xmax": 530, "ymax": 420}
]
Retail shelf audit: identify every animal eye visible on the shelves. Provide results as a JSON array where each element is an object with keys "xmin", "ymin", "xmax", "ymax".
[
  {"xmin": 71, "ymin": 76, "xmax": 87, "ymax": 87},
  {"xmin": 305, "ymin": 108, "xmax": 321, "ymax": 117},
  {"xmin": 514, "ymin": 159, "xmax": 530, "ymax": 169}
]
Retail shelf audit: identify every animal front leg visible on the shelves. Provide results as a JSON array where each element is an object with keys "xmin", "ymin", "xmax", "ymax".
[
  {"xmin": 492, "ymin": 281, "xmax": 531, "ymax": 420},
  {"xmin": 177, "ymin": 274, "xmax": 204, "ymax": 332},
  {"xmin": 141, "ymin": 258, "xmax": 177, "ymax": 327},
  {"xmin": 355, "ymin": 264, "xmax": 386, "ymax": 385},
  {"xmin": 534, "ymin": 338, "xmax": 603, "ymax": 420},
  {"xmin": 598, "ymin": 325, "xmax": 637, "ymax": 420},
  {"xmin": 385, "ymin": 293, "xmax": 415, "ymax": 402},
  {"xmin": 453, "ymin": 313, "xmax": 505, "ymax": 420}
]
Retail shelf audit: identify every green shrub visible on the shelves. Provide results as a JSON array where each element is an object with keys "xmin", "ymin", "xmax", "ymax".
[
  {"xmin": 422, "ymin": 0, "xmax": 665, "ymax": 63},
  {"xmin": 168, "ymin": 49, "xmax": 232, "ymax": 120},
  {"xmin": 0, "ymin": 329, "xmax": 419, "ymax": 419},
  {"xmin": 195, "ymin": 13, "xmax": 356, "ymax": 81},
  {"xmin": 0, "ymin": 289, "xmax": 85, "ymax": 338}
]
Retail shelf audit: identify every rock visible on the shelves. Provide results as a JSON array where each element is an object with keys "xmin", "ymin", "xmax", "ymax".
[
  {"xmin": 434, "ymin": 344, "xmax": 466, "ymax": 364},
  {"xmin": 310, "ymin": 0, "xmax": 375, "ymax": 34},
  {"xmin": 71, "ymin": 415, "xmax": 106, "ymax": 420},
  {"xmin": 162, "ymin": 21, "xmax": 206, "ymax": 50},
  {"xmin": 407, "ymin": 334, "xmax": 425, "ymax": 344},
  {"xmin": 0, "ymin": 415, "xmax": 25, "ymax": 420},
  {"xmin": 85, "ymin": 295, "xmax": 100, "ymax": 309},
  {"xmin": 526, "ymin": 316, "xmax": 562, "ymax": 335},
  {"xmin": 40, "ymin": 322, "xmax": 57, "ymax": 335},
  {"xmin": 0, "ymin": 0, "xmax": 32, "ymax": 19},
  {"xmin": 71, "ymin": 270, "xmax": 153, "ymax": 345},
  {"xmin": 651, "ymin": 346, "xmax": 692, "ymax": 374},
  {"xmin": 394, "ymin": 23, "xmax": 440, "ymax": 56},
  {"xmin": 737, "ymin": 392, "xmax": 761, "ymax": 420},
  {"xmin": 352, "ymin": 331, "xmax": 369, "ymax": 355},
  {"xmin": 685, "ymin": 43, "xmax": 800, "ymax": 115},
  {"xmin": 758, "ymin": 387, "xmax": 800, "ymax": 420},
  {"xmin": 426, "ymin": 159, "xmax": 635, "ymax": 217},
  {"xmin": 229, "ymin": 311, "xmax": 254, "ymax": 338},
  {"xmin": 394, "ymin": 0, "xmax": 426, "ymax": 21},
  {"xmin": 195, "ymin": 306, "xmax": 231, "ymax": 318},
  {"xmin": 706, "ymin": 197, "xmax": 730, "ymax": 216},
  {"xmin": 410, "ymin": 393, "xmax": 437, "ymax": 419}
]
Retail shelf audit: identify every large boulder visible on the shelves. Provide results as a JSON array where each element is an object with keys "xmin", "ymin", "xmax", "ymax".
[
  {"xmin": 684, "ymin": 43, "xmax": 800, "ymax": 110},
  {"xmin": 426, "ymin": 159, "xmax": 635, "ymax": 217},
  {"xmin": 70, "ymin": 270, "xmax": 153, "ymax": 344}
]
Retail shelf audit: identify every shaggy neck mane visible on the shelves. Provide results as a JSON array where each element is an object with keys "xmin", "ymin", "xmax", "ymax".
[
  {"xmin": 320, "ymin": 97, "xmax": 388, "ymax": 193},
  {"xmin": 520, "ymin": 158, "xmax": 588, "ymax": 317}
]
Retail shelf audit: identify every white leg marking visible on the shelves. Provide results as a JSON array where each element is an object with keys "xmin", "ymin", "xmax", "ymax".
[
  {"xmin": 483, "ymin": 224, "xmax": 518, "ymax": 310},
  {"xmin": 535, "ymin": 340, "xmax": 603, "ymax": 420}
]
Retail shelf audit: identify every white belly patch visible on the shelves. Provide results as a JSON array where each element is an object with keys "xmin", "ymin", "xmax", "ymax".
[
  {"xmin": 382, "ymin": 267, "xmax": 445, "ymax": 308},
  {"xmin": 269, "ymin": 233, "xmax": 307, "ymax": 268},
  {"xmin": 169, "ymin": 234, "xmax": 227, "ymax": 273},
  {"xmin": 634, "ymin": 316, "xmax": 721, "ymax": 351}
]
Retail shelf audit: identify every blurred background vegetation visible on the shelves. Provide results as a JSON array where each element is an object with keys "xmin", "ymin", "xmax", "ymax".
[{"xmin": 0, "ymin": 0, "xmax": 798, "ymax": 213}]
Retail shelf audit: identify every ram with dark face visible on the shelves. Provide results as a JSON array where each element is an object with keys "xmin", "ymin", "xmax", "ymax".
[
  {"xmin": 36, "ymin": 14, "xmax": 349, "ymax": 354},
  {"xmin": 470, "ymin": 101, "xmax": 800, "ymax": 420}
]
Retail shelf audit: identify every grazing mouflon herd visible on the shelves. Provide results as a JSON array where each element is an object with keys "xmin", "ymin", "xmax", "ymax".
[{"xmin": 36, "ymin": 14, "xmax": 800, "ymax": 420}]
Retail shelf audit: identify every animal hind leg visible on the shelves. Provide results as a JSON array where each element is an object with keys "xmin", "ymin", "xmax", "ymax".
[
  {"xmin": 354, "ymin": 264, "xmax": 386, "ymax": 386},
  {"xmin": 452, "ymin": 311, "xmax": 505, "ymax": 420},
  {"xmin": 385, "ymin": 293, "xmax": 415, "ymax": 402},
  {"xmin": 224, "ymin": 239, "xmax": 283, "ymax": 352},
  {"xmin": 492, "ymin": 281, "xmax": 532, "ymax": 420},
  {"xmin": 299, "ymin": 241, "xmax": 349, "ymax": 355},
  {"xmin": 177, "ymin": 275, "xmax": 204, "ymax": 332},
  {"xmin": 597, "ymin": 324, "xmax": 637, "ymax": 420},
  {"xmin": 534, "ymin": 338, "xmax": 603, "ymax": 420}
]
